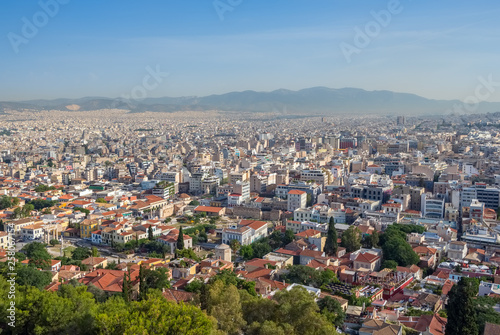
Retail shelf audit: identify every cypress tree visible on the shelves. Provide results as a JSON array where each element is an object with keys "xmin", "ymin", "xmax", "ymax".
[
  {"xmin": 139, "ymin": 265, "xmax": 147, "ymax": 300},
  {"xmin": 177, "ymin": 226, "xmax": 185, "ymax": 250},
  {"xmin": 122, "ymin": 272, "xmax": 130, "ymax": 302},
  {"xmin": 148, "ymin": 226, "xmax": 154, "ymax": 240},
  {"xmin": 445, "ymin": 277, "xmax": 479, "ymax": 335},
  {"xmin": 324, "ymin": 217, "xmax": 338, "ymax": 256}
]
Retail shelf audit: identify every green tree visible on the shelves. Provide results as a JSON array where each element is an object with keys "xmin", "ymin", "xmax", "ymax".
[
  {"xmin": 207, "ymin": 280, "xmax": 246, "ymax": 334},
  {"xmin": 340, "ymin": 226, "xmax": 362, "ymax": 252},
  {"xmin": 72, "ymin": 247, "xmax": 92, "ymax": 260},
  {"xmin": 96, "ymin": 198, "xmax": 107, "ymax": 203},
  {"xmin": 177, "ymin": 226, "xmax": 185, "ymax": 250},
  {"xmin": 106, "ymin": 261, "xmax": 118, "ymax": 270},
  {"xmin": 148, "ymin": 226, "xmax": 154, "ymax": 240},
  {"xmin": 16, "ymin": 265, "xmax": 53, "ymax": 289},
  {"xmin": 445, "ymin": 277, "xmax": 479, "ymax": 335},
  {"xmin": 22, "ymin": 203, "xmax": 35, "ymax": 217},
  {"xmin": 14, "ymin": 252, "xmax": 26, "ymax": 261},
  {"xmin": 317, "ymin": 296, "xmax": 346, "ymax": 327},
  {"xmin": 240, "ymin": 245, "xmax": 254, "ymax": 260},
  {"xmin": 324, "ymin": 217, "xmax": 338, "ymax": 256},
  {"xmin": 176, "ymin": 248, "xmax": 200, "ymax": 261},
  {"xmin": 91, "ymin": 246, "xmax": 100, "ymax": 257},
  {"xmin": 252, "ymin": 240, "xmax": 272, "ymax": 258},
  {"xmin": 198, "ymin": 229, "xmax": 208, "ymax": 243},
  {"xmin": 28, "ymin": 199, "xmax": 57, "ymax": 210},
  {"xmin": 283, "ymin": 265, "xmax": 338, "ymax": 288},
  {"xmin": 283, "ymin": 229, "xmax": 295, "ymax": 245},
  {"xmin": 230, "ymin": 239, "xmax": 241, "ymax": 253},
  {"xmin": 209, "ymin": 270, "xmax": 257, "ymax": 296},
  {"xmin": 122, "ymin": 271, "xmax": 131, "ymax": 302},
  {"xmin": 273, "ymin": 286, "xmax": 337, "ymax": 335},
  {"xmin": 139, "ymin": 265, "xmax": 147, "ymax": 300},
  {"xmin": 0, "ymin": 196, "xmax": 13, "ymax": 209},
  {"xmin": 144, "ymin": 267, "xmax": 171, "ymax": 291},
  {"xmin": 475, "ymin": 296, "xmax": 500, "ymax": 333},
  {"xmin": 382, "ymin": 237, "xmax": 420, "ymax": 266},
  {"xmin": 74, "ymin": 207, "xmax": 90, "ymax": 216},
  {"xmin": 370, "ymin": 230, "xmax": 380, "ymax": 248},
  {"xmin": 22, "ymin": 242, "xmax": 52, "ymax": 268},
  {"xmin": 185, "ymin": 278, "xmax": 205, "ymax": 294},
  {"xmin": 269, "ymin": 230, "xmax": 284, "ymax": 249},
  {"xmin": 94, "ymin": 293, "xmax": 216, "ymax": 335},
  {"xmin": 50, "ymin": 239, "xmax": 60, "ymax": 246},
  {"xmin": 0, "ymin": 278, "xmax": 97, "ymax": 334},
  {"xmin": 13, "ymin": 207, "xmax": 22, "ymax": 219}
]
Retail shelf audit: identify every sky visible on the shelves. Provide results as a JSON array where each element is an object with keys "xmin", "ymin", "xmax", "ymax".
[{"xmin": 0, "ymin": 0, "xmax": 499, "ymax": 102}]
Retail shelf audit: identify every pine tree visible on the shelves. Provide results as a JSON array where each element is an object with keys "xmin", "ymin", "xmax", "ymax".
[
  {"xmin": 445, "ymin": 277, "xmax": 479, "ymax": 335},
  {"xmin": 177, "ymin": 226, "xmax": 185, "ymax": 250},
  {"xmin": 324, "ymin": 217, "xmax": 338, "ymax": 256}
]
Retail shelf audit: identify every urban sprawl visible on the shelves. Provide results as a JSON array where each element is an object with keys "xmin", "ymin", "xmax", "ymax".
[{"xmin": 1, "ymin": 109, "xmax": 500, "ymax": 334}]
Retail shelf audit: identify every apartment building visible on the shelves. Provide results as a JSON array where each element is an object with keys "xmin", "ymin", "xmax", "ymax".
[
  {"xmin": 0, "ymin": 231, "xmax": 11, "ymax": 249},
  {"xmin": 461, "ymin": 184, "xmax": 500, "ymax": 209},
  {"xmin": 287, "ymin": 190, "xmax": 307, "ymax": 212},
  {"xmin": 80, "ymin": 219, "xmax": 99, "ymax": 239},
  {"xmin": 21, "ymin": 223, "xmax": 44, "ymax": 240}
]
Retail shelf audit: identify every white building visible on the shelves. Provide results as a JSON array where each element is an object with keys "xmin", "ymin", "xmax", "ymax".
[
  {"xmin": 447, "ymin": 241, "xmax": 468, "ymax": 260},
  {"xmin": 288, "ymin": 190, "xmax": 307, "ymax": 212},
  {"xmin": 21, "ymin": 223, "xmax": 44, "ymax": 240},
  {"xmin": 221, "ymin": 220, "xmax": 268, "ymax": 246}
]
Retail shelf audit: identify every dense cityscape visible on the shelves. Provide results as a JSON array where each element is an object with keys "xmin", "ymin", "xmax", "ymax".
[
  {"xmin": 2, "ymin": 1, "xmax": 500, "ymax": 334},
  {"xmin": 0, "ymin": 108, "xmax": 499, "ymax": 334}
]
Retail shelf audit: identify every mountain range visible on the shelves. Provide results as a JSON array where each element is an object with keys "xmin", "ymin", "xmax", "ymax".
[{"xmin": 2, "ymin": 87, "xmax": 500, "ymax": 116}]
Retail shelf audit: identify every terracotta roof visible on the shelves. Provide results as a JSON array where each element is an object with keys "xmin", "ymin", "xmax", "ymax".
[
  {"xmin": 296, "ymin": 229, "xmax": 321, "ymax": 238},
  {"xmin": 484, "ymin": 322, "xmax": 500, "ymax": 335},
  {"xmin": 194, "ymin": 205, "xmax": 223, "ymax": 213},
  {"xmin": 354, "ymin": 252, "xmax": 380, "ymax": 264},
  {"xmin": 413, "ymin": 314, "xmax": 447, "ymax": 335},
  {"xmin": 80, "ymin": 269, "xmax": 139, "ymax": 292},
  {"xmin": 245, "ymin": 258, "xmax": 277, "ymax": 269},
  {"xmin": 240, "ymin": 220, "xmax": 267, "ymax": 230},
  {"xmin": 288, "ymin": 190, "xmax": 306, "ymax": 195},
  {"xmin": 162, "ymin": 288, "xmax": 195, "ymax": 303}
]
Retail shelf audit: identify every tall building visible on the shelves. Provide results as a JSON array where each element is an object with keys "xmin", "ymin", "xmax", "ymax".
[
  {"xmin": 287, "ymin": 190, "xmax": 307, "ymax": 212},
  {"xmin": 461, "ymin": 184, "xmax": 500, "ymax": 210},
  {"xmin": 421, "ymin": 193, "xmax": 445, "ymax": 219}
]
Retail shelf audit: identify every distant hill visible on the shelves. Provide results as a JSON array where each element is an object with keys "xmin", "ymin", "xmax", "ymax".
[{"xmin": 2, "ymin": 87, "xmax": 500, "ymax": 116}]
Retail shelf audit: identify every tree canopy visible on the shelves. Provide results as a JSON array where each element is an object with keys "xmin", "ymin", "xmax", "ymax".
[
  {"xmin": 340, "ymin": 226, "xmax": 362, "ymax": 252},
  {"xmin": 22, "ymin": 242, "xmax": 52, "ymax": 268}
]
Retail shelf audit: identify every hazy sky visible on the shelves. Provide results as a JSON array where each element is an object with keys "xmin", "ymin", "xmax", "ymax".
[{"xmin": 1, "ymin": 0, "xmax": 499, "ymax": 101}]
